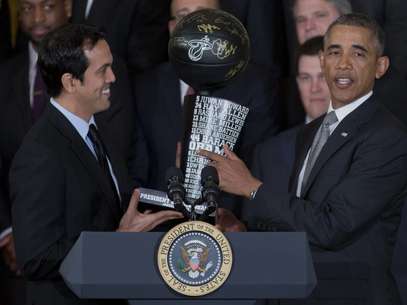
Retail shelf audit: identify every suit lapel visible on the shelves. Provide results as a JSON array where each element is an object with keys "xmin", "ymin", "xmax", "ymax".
[
  {"xmin": 46, "ymin": 104, "xmax": 121, "ymax": 221},
  {"xmin": 289, "ymin": 118, "xmax": 321, "ymax": 192},
  {"xmin": 13, "ymin": 52, "xmax": 33, "ymax": 134},
  {"xmin": 71, "ymin": 0, "xmax": 87, "ymax": 23},
  {"xmin": 301, "ymin": 98, "xmax": 379, "ymax": 196},
  {"xmin": 86, "ymin": 0, "xmax": 117, "ymax": 28}
]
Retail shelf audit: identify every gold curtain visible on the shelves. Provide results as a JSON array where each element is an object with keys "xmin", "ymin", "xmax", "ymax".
[{"xmin": 8, "ymin": 0, "xmax": 18, "ymax": 48}]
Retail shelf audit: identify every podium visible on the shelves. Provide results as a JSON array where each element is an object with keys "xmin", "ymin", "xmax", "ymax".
[{"xmin": 60, "ymin": 231, "xmax": 316, "ymax": 304}]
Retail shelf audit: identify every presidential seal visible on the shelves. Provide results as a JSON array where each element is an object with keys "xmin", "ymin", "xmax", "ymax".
[{"xmin": 157, "ymin": 221, "xmax": 233, "ymax": 296}]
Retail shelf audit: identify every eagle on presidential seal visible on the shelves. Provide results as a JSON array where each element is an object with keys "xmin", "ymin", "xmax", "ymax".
[{"xmin": 179, "ymin": 240, "xmax": 214, "ymax": 279}]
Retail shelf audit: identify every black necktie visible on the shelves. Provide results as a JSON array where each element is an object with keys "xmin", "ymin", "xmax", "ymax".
[
  {"xmin": 87, "ymin": 124, "xmax": 122, "ymax": 208},
  {"xmin": 32, "ymin": 67, "xmax": 48, "ymax": 122}
]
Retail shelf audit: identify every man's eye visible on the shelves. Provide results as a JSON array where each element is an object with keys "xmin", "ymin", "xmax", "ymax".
[
  {"xmin": 315, "ymin": 11, "xmax": 328, "ymax": 18},
  {"xmin": 295, "ymin": 17, "xmax": 306, "ymax": 24},
  {"xmin": 43, "ymin": 3, "xmax": 55, "ymax": 11},
  {"xmin": 327, "ymin": 50, "xmax": 340, "ymax": 56},
  {"xmin": 298, "ymin": 75, "xmax": 311, "ymax": 82},
  {"xmin": 21, "ymin": 5, "xmax": 32, "ymax": 13}
]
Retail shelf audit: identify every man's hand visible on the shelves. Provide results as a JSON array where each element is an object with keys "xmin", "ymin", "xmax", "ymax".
[
  {"xmin": 117, "ymin": 189, "xmax": 184, "ymax": 232},
  {"xmin": 216, "ymin": 208, "xmax": 246, "ymax": 232},
  {"xmin": 0, "ymin": 233, "xmax": 18, "ymax": 273},
  {"xmin": 199, "ymin": 145, "xmax": 262, "ymax": 198}
]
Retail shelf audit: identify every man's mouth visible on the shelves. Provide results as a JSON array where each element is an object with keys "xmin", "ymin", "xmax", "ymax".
[
  {"xmin": 102, "ymin": 88, "xmax": 110, "ymax": 97},
  {"xmin": 31, "ymin": 27, "xmax": 49, "ymax": 37},
  {"xmin": 334, "ymin": 77, "xmax": 353, "ymax": 89}
]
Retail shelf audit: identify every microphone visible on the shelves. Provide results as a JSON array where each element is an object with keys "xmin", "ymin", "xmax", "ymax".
[
  {"xmin": 201, "ymin": 166, "xmax": 220, "ymax": 218},
  {"xmin": 165, "ymin": 167, "xmax": 188, "ymax": 215}
]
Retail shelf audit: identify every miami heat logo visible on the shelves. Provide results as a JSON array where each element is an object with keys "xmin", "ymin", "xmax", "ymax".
[{"xmin": 187, "ymin": 35, "xmax": 237, "ymax": 62}]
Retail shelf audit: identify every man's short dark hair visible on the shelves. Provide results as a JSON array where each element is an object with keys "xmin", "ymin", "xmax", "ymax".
[
  {"xmin": 38, "ymin": 24, "xmax": 105, "ymax": 97},
  {"xmin": 296, "ymin": 36, "xmax": 324, "ymax": 75},
  {"xmin": 325, "ymin": 13, "xmax": 385, "ymax": 56},
  {"xmin": 292, "ymin": 0, "xmax": 352, "ymax": 15}
]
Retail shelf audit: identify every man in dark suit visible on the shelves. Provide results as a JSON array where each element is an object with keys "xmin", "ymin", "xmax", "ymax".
[
  {"xmin": 201, "ymin": 14, "xmax": 407, "ymax": 304},
  {"xmin": 393, "ymin": 201, "xmax": 407, "ymax": 305},
  {"xmin": 71, "ymin": 0, "xmax": 170, "ymax": 74},
  {"xmin": 0, "ymin": 0, "xmax": 149, "ymax": 280},
  {"xmin": 10, "ymin": 24, "xmax": 183, "ymax": 305},
  {"xmin": 134, "ymin": 0, "xmax": 281, "ymax": 199}
]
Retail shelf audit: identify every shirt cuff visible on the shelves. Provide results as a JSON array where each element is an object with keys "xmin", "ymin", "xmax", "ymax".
[{"xmin": 0, "ymin": 227, "xmax": 12, "ymax": 242}]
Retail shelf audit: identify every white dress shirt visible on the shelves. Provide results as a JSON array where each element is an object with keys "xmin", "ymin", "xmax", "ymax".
[
  {"xmin": 85, "ymin": 0, "xmax": 94, "ymax": 18},
  {"xmin": 28, "ymin": 42, "xmax": 38, "ymax": 107}
]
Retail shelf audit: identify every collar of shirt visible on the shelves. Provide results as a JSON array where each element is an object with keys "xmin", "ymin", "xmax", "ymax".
[
  {"xmin": 326, "ymin": 91, "xmax": 373, "ymax": 134},
  {"xmin": 50, "ymin": 98, "xmax": 97, "ymax": 142},
  {"xmin": 179, "ymin": 79, "xmax": 189, "ymax": 106},
  {"xmin": 85, "ymin": 0, "xmax": 94, "ymax": 18},
  {"xmin": 28, "ymin": 42, "xmax": 38, "ymax": 106},
  {"xmin": 328, "ymin": 91, "xmax": 373, "ymax": 123}
]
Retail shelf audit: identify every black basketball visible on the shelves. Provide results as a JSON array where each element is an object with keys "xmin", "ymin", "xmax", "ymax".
[{"xmin": 168, "ymin": 9, "xmax": 250, "ymax": 91}]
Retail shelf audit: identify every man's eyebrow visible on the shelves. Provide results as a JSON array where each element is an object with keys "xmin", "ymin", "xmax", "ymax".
[
  {"xmin": 96, "ymin": 63, "xmax": 111, "ymax": 73},
  {"xmin": 327, "ymin": 44, "xmax": 341, "ymax": 50},
  {"xmin": 352, "ymin": 44, "xmax": 368, "ymax": 53}
]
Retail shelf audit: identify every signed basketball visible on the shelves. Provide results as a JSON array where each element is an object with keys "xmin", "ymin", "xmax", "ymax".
[{"xmin": 168, "ymin": 9, "xmax": 250, "ymax": 92}]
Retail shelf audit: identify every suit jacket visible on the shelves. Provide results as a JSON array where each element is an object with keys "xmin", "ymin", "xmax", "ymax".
[
  {"xmin": 0, "ymin": 0, "xmax": 12, "ymax": 64},
  {"xmin": 71, "ymin": 0, "xmax": 170, "ymax": 74},
  {"xmin": 10, "ymin": 103, "xmax": 128, "ymax": 305},
  {"xmin": 392, "ymin": 199, "xmax": 407, "ymax": 305},
  {"xmin": 220, "ymin": 0, "xmax": 288, "ymax": 77},
  {"xmin": 0, "ymin": 49, "xmax": 148, "ymax": 233},
  {"xmin": 134, "ymin": 62, "xmax": 281, "ymax": 196},
  {"xmin": 245, "ymin": 125, "xmax": 300, "ymax": 224},
  {"xmin": 243, "ymin": 96, "xmax": 407, "ymax": 305}
]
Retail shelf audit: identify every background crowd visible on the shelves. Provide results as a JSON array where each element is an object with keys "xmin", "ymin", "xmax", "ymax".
[{"xmin": 1, "ymin": 0, "xmax": 407, "ymax": 304}]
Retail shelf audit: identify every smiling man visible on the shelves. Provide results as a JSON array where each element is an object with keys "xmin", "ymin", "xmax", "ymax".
[
  {"xmin": 0, "ymin": 0, "xmax": 149, "ymax": 284},
  {"xmin": 9, "ymin": 24, "xmax": 183, "ymax": 305},
  {"xmin": 201, "ymin": 13, "xmax": 407, "ymax": 304}
]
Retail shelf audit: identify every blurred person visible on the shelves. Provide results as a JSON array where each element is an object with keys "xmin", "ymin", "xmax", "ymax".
[
  {"xmin": 282, "ymin": 0, "xmax": 351, "ymax": 128},
  {"xmin": 71, "ymin": 0, "xmax": 171, "ymax": 74},
  {"xmin": 296, "ymin": 36, "xmax": 330, "ymax": 122},
  {"xmin": 293, "ymin": 0, "xmax": 351, "ymax": 44},
  {"xmin": 220, "ymin": 0, "xmax": 287, "ymax": 77},
  {"xmin": 10, "ymin": 23, "xmax": 183, "ymax": 305}
]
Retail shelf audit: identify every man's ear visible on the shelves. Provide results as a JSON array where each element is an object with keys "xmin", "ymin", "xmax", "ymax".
[
  {"xmin": 375, "ymin": 56, "xmax": 390, "ymax": 79},
  {"xmin": 319, "ymin": 50, "xmax": 325, "ymax": 70},
  {"xmin": 61, "ymin": 73, "xmax": 78, "ymax": 94},
  {"xmin": 168, "ymin": 19, "xmax": 177, "ymax": 34}
]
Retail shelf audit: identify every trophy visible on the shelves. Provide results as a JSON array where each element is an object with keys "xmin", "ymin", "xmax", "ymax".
[
  {"xmin": 152, "ymin": 9, "xmax": 250, "ymax": 296},
  {"xmin": 140, "ymin": 8, "xmax": 250, "ymax": 221}
]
